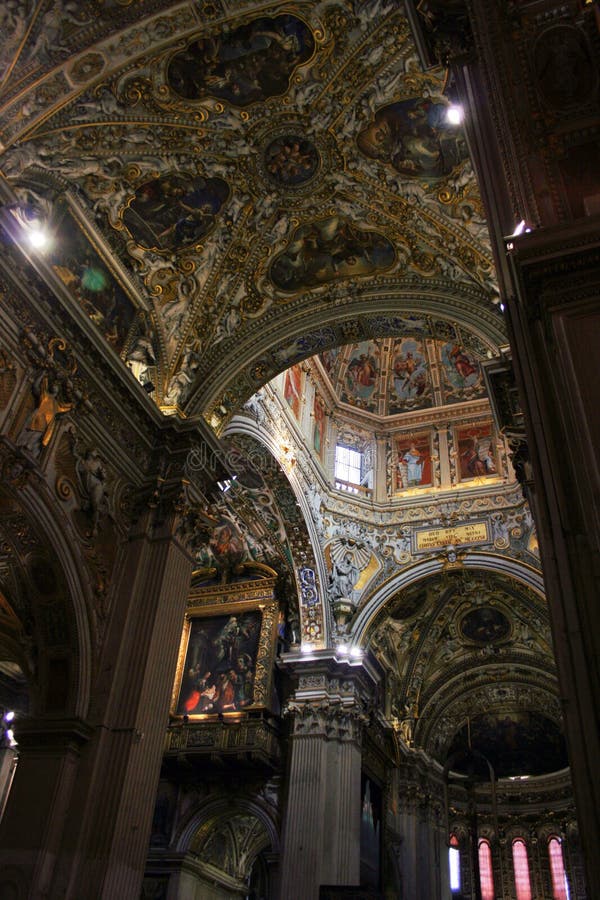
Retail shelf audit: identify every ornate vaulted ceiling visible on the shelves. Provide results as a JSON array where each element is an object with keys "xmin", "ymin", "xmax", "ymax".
[
  {"xmin": 1, "ymin": 0, "xmax": 563, "ymax": 777},
  {"xmin": 0, "ymin": 0, "xmax": 502, "ymax": 431},
  {"xmin": 367, "ymin": 569, "xmax": 567, "ymax": 778}
]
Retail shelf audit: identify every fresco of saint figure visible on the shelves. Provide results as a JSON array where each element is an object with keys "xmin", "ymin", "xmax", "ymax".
[
  {"xmin": 313, "ymin": 391, "xmax": 326, "ymax": 459},
  {"xmin": 389, "ymin": 337, "xmax": 432, "ymax": 412},
  {"xmin": 122, "ymin": 174, "xmax": 229, "ymax": 253},
  {"xmin": 341, "ymin": 341, "xmax": 379, "ymax": 412},
  {"xmin": 176, "ymin": 612, "xmax": 261, "ymax": 715},
  {"xmin": 460, "ymin": 606, "xmax": 511, "ymax": 644},
  {"xmin": 457, "ymin": 425, "xmax": 497, "ymax": 481},
  {"xmin": 319, "ymin": 347, "xmax": 339, "ymax": 378},
  {"xmin": 283, "ymin": 364, "xmax": 302, "ymax": 419},
  {"xmin": 167, "ymin": 16, "xmax": 315, "ymax": 107},
  {"xmin": 270, "ymin": 218, "xmax": 395, "ymax": 292},
  {"xmin": 395, "ymin": 434, "xmax": 432, "ymax": 490},
  {"xmin": 50, "ymin": 207, "xmax": 136, "ymax": 353},
  {"xmin": 440, "ymin": 340, "xmax": 483, "ymax": 400},
  {"xmin": 357, "ymin": 97, "xmax": 469, "ymax": 181}
]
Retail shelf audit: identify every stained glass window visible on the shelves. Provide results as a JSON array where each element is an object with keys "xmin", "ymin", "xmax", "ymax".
[
  {"xmin": 549, "ymin": 837, "xmax": 570, "ymax": 900},
  {"xmin": 513, "ymin": 839, "xmax": 532, "ymax": 900},
  {"xmin": 479, "ymin": 838, "xmax": 495, "ymax": 900},
  {"xmin": 449, "ymin": 834, "xmax": 461, "ymax": 893}
]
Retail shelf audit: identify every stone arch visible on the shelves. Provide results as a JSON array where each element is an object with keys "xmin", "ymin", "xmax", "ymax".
[
  {"xmin": 0, "ymin": 479, "xmax": 93, "ymax": 720},
  {"xmin": 188, "ymin": 282, "xmax": 506, "ymax": 423},
  {"xmin": 172, "ymin": 796, "xmax": 279, "ymax": 899},
  {"xmin": 223, "ymin": 417, "xmax": 332, "ymax": 645},
  {"xmin": 350, "ymin": 552, "xmax": 545, "ymax": 645},
  {"xmin": 175, "ymin": 796, "xmax": 279, "ymax": 856}
]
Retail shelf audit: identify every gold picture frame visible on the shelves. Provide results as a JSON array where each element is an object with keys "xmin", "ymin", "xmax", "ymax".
[{"xmin": 170, "ymin": 573, "xmax": 278, "ymax": 719}]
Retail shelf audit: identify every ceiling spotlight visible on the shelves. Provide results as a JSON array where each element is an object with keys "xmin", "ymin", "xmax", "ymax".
[
  {"xmin": 26, "ymin": 224, "xmax": 49, "ymax": 250},
  {"xmin": 4, "ymin": 711, "xmax": 14, "ymax": 722},
  {"xmin": 446, "ymin": 105, "xmax": 464, "ymax": 125},
  {"xmin": 337, "ymin": 644, "xmax": 349, "ymax": 655},
  {"xmin": 349, "ymin": 646, "xmax": 363, "ymax": 658}
]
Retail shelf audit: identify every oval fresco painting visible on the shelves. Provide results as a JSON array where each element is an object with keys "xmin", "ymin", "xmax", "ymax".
[
  {"xmin": 460, "ymin": 607, "xmax": 511, "ymax": 644},
  {"xmin": 122, "ymin": 174, "xmax": 229, "ymax": 253},
  {"xmin": 356, "ymin": 97, "xmax": 469, "ymax": 181},
  {"xmin": 167, "ymin": 15, "xmax": 315, "ymax": 107},
  {"xmin": 264, "ymin": 134, "xmax": 320, "ymax": 186},
  {"xmin": 270, "ymin": 217, "xmax": 395, "ymax": 292},
  {"xmin": 445, "ymin": 711, "xmax": 568, "ymax": 777}
]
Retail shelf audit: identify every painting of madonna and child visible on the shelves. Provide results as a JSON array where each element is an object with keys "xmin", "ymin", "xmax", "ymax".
[{"xmin": 175, "ymin": 611, "xmax": 262, "ymax": 716}]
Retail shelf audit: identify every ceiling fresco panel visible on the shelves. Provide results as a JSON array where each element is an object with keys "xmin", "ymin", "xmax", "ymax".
[
  {"xmin": 166, "ymin": 15, "xmax": 316, "ymax": 106},
  {"xmin": 269, "ymin": 217, "xmax": 396, "ymax": 293},
  {"xmin": 0, "ymin": 0, "xmax": 502, "ymax": 424},
  {"xmin": 121, "ymin": 174, "xmax": 230, "ymax": 253},
  {"xmin": 356, "ymin": 97, "xmax": 469, "ymax": 182}
]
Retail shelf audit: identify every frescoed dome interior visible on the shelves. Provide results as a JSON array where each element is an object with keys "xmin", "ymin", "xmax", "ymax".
[{"xmin": 318, "ymin": 328, "xmax": 491, "ymax": 419}]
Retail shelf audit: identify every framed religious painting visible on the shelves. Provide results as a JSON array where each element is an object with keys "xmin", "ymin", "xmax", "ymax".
[
  {"xmin": 455, "ymin": 422, "xmax": 498, "ymax": 483},
  {"xmin": 171, "ymin": 590, "xmax": 278, "ymax": 719},
  {"xmin": 393, "ymin": 431, "xmax": 433, "ymax": 492}
]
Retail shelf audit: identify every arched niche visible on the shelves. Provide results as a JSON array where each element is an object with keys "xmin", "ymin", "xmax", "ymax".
[
  {"xmin": 170, "ymin": 798, "xmax": 279, "ymax": 900},
  {"xmin": 0, "ymin": 482, "xmax": 93, "ymax": 721}
]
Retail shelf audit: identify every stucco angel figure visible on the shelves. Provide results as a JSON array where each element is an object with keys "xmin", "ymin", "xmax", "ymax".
[{"xmin": 18, "ymin": 373, "xmax": 74, "ymax": 457}]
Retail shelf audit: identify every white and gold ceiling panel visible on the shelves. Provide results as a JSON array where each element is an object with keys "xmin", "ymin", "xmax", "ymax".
[{"xmin": 0, "ymin": 0, "xmax": 502, "ymax": 426}]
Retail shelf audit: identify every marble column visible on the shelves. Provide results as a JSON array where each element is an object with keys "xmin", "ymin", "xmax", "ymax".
[{"xmin": 278, "ymin": 652, "xmax": 379, "ymax": 900}]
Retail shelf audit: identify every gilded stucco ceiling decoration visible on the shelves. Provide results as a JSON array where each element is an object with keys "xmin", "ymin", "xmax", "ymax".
[
  {"xmin": 0, "ymin": 0, "xmax": 501, "ymax": 426},
  {"xmin": 366, "ymin": 569, "xmax": 565, "ymax": 775}
]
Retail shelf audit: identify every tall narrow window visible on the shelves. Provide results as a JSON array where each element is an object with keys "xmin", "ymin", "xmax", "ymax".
[
  {"xmin": 478, "ymin": 838, "xmax": 495, "ymax": 900},
  {"xmin": 513, "ymin": 839, "xmax": 532, "ymax": 900},
  {"xmin": 549, "ymin": 837, "xmax": 570, "ymax": 900},
  {"xmin": 448, "ymin": 834, "xmax": 461, "ymax": 893},
  {"xmin": 334, "ymin": 444, "xmax": 362, "ymax": 492}
]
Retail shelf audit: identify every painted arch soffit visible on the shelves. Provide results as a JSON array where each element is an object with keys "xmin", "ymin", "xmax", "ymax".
[{"xmin": 0, "ymin": 0, "xmax": 499, "ymax": 423}]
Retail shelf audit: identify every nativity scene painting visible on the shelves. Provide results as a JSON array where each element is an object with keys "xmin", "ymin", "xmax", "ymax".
[
  {"xmin": 167, "ymin": 15, "xmax": 315, "ymax": 107},
  {"xmin": 175, "ymin": 611, "xmax": 262, "ymax": 716},
  {"xmin": 270, "ymin": 218, "xmax": 395, "ymax": 292}
]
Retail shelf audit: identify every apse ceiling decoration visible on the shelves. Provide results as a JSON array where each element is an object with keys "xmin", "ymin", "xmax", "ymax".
[
  {"xmin": 0, "ymin": 0, "xmax": 500, "ymax": 425},
  {"xmin": 366, "ymin": 569, "xmax": 564, "ymax": 776}
]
